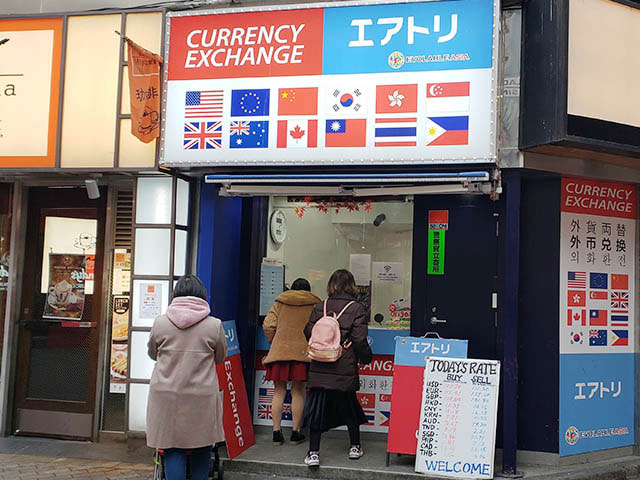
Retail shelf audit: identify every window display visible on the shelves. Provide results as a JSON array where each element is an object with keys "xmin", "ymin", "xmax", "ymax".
[{"xmin": 266, "ymin": 197, "xmax": 413, "ymax": 330}]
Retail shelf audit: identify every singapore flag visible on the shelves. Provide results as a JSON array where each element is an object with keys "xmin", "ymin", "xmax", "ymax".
[{"xmin": 426, "ymin": 82, "xmax": 470, "ymax": 114}]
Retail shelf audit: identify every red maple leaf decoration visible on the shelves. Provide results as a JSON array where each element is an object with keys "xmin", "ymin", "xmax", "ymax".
[
  {"xmin": 363, "ymin": 200, "xmax": 373, "ymax": 212},
  {"xmin": 295, "ymin": 206, "xmax": 305, "ymax": 218},
  {"xmin": 304, "ymin": 196, "xmax": 314, "ymax": 206},
  {"xmin": 289, "ymin": 125, "xmax": 305, "ymax": 141}
]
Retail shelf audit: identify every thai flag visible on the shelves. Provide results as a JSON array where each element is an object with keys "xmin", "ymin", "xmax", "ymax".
[
  {"xmin": 426, "ymin": 116, "xmax": 469, "ymax": 146},
  {"xmin": 374, "ymin": 117, "xmax": 417, "ymax": 147}
]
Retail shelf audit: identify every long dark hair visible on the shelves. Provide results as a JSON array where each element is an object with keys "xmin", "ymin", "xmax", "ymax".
[{"xmin": 326, "ymin": 269, "xmax": 358, "ymax": 297}]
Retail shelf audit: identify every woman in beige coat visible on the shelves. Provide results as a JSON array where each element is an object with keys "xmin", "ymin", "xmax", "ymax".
[
  {"xmin": 146, "ymin": 275, "xmax": 227, "ymax": 480},
  {"xmin": 263, "ymin": 278, "xmax": 320, "ymax": 446}
]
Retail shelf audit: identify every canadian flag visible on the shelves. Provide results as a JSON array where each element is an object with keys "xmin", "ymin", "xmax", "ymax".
[{"xmin": 277, "ymin": 119, "xmax": 317, "ymax": 148}]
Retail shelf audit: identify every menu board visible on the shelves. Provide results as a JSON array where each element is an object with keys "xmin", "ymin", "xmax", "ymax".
[{"xmin": 415, "ymin": 357, "xmax": 500, "ymax": 479}]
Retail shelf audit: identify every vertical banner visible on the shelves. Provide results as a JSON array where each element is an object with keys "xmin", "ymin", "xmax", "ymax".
[
  {"xmin": 43, "ymin": 254, "xmax": 86, "ymax": 320},
  {"xmin": 387, "ymin": 336, "xmax": 467, "ymax": 455},
  {"xmin": 126, "ymin": 38, "xmax": 163, "ymax": 143},
  {"xmin": 109, "ymin": 296, "xmax": 129, "ymax": 393},
  {"xmin": 559, "ymin": 178, "xmax": 636, "ymax": 455},
  {"xmin": 415, "ymin": 357, "xmax": 500, "ymax": 478},
  {"xmin": 217, "ymin": 320, "xmax": 255, "ymax": 459},
  {"xmin": 428, "ymin": 210, "xmax": 448, "ymax": 275}
]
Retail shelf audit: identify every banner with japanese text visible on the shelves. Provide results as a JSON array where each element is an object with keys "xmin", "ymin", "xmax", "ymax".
[
  {"xmin": 559, "ymin": 177, "xmax": 636, "ymax": 456},
  {"xmin": 161, "ymin": 0, "xmax": 498, "ymax": 166}
]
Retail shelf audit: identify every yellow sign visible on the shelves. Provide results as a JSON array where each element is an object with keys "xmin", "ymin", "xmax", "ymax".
[{"xmin": 0, "ymin": 18, "xmax": 62, "ymax": 168}]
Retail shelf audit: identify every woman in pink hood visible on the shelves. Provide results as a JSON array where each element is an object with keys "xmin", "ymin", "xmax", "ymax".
[{"xmin": 146, "ymin": 275, "xmax": 227, "ymax": 480}]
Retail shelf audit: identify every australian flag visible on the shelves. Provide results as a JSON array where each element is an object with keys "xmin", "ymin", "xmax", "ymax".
[
  {"xmin": 230, "ymin": 120, "xmax": 269, "ymax": 149},
  {"xmin": 231, "ymin": 89, "xmax": 270, "ymax": 116},
  {"xmin": 589, "ymin": 329, "xmax": 607, "ymax": 346}
]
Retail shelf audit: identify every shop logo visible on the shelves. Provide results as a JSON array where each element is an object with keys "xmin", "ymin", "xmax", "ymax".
[
  {"xmin": 388, "ymin": 51, "xmax": 405, "ymax": 69},
  {"xmin": 565, "ymin": 426, "xmax": 579, "ymax": 445}
]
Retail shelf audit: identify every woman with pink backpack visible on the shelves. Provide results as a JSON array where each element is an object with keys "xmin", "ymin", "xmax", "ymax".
[{"xmin": 302, "ymin": 269, "xmax": 373, "ymax": 468}]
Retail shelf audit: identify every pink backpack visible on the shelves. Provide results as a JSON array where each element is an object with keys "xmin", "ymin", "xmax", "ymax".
[{"xmin": 307, "ymin": 300, "xmax": 354, "ymax": 362}]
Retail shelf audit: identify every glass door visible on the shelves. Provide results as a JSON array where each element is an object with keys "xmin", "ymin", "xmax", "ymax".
[{"xmin": 14, "ymin": 187, "xmax": 105, "ymax": 440}]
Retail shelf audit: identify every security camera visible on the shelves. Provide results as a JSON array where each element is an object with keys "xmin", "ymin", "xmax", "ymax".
[
  {"xmin": 373, "ymin": 213, "xmax": 386, "ymax": 227},
  {"xmin": 85, "ymin": 179, "xmax": 100, "ymax": 199}
]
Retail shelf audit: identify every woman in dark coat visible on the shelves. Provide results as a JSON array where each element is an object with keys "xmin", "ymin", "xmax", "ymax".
[{"xmin": 302, "ymin": 269, "xmax": 373, "ymax": 468}]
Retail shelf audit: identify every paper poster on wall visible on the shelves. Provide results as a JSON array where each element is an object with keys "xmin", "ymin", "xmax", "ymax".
[
  {"xmin": 349, "ymin": 254, "xmax": 371, "ymax": 285},
  {"xmin": 112, "ymin": 249, "xmax": 131, "ymax": 295},
  {"xmin": 42, "ymin": 254, "xmax": 86, "ymax": 320},
  {"xmin": 373, "ymin": 262, "xmax": 404, "ymax": 285},
  {"xmin": 259, "ymin": 259, "xmax": 284, "ymax": 316},
  {"xmin": 140, "ymin": 282, "xmax": 162, "ymax": 318},
  {"xmin": 559, "ymin": 177, "xmax": 636, "ymax": 456},
  {"xmin": 109, "ymin": 295, "xmax": 129, "ymax": 394},
  {"xmin": 415, "ymin": 357, "xmax": 500, "ymax": 478}
]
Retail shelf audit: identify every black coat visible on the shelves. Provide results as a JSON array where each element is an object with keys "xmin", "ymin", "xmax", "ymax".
[{"xmin": 304, "ymin": 294, "xmax": 373, "ymax": 391}]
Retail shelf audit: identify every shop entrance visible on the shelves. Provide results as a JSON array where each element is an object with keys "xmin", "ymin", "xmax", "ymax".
[
  {"xmin": 14, "ymin": 187, "xmax": 105, "ymax": 440},
  {"xmin": 411, "ymin": 194, "xmax": 499, "ymax": 359}
]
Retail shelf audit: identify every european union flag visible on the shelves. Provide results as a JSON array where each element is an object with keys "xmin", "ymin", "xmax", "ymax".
[
  {"xmin": 231, "ymin": 89, "xmax": 270, "ymax": 116},
  {"xmin": 589, "ymin": 272, "xmax": 608, "ymax": 289},
  {"xmin": 229, "ymin": 120, "xmax": 269, "ymax": 149}
]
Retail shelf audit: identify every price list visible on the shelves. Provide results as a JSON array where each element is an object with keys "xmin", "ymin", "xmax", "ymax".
[{"xmin": 415, "ymin": 357, "xmax": 500, "ymax": 479}]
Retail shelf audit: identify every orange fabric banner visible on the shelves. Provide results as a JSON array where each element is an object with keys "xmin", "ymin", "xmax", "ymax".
[{"xmin": 126, "ymin": 39, "xmax": 163, "ymax": 143}]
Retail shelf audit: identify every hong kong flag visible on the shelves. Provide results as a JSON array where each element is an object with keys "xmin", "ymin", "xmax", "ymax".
[
  {"xmin": 568, "ymin": 290, "xmax": 586, "ymax": 307},
  {"xmin": 375, "ymin": 84, "xmax": 418, "ymax": 114}
]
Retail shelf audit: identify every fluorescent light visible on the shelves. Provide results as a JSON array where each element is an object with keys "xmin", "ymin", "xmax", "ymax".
[
  {"xmin": 353, "ymin": 184, "xmax": 470, "ymax": 197},
  {"xmin": 220, "ymin": 185, "xmax": 346, "ymax": 196}
]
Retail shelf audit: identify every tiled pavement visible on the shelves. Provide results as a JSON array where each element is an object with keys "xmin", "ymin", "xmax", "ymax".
[{"xmin": 0, "ymin": 453, "xmax": 153, "ymax": 479}]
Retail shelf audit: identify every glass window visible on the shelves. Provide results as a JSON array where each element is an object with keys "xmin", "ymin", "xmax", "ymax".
[
  {"xmin": 135, "ymin": 177, "xmax": 173, "ymax": 225},
  {"xmin": 266, "ymin": 197, "xmax": 413, "ymax": 330},
  {"xmin": 134, "ymin": 228, "xmax": 171, "ymax": 276}
]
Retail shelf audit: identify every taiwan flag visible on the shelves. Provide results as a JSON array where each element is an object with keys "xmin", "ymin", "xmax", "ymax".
[
  {"xmin": 325, "ymin": 119, "xmax": 366, "ymax": 147},
  {"xmin": 426, "ymin": 116, "xmax": 469, "ymax": 146},
  {"xmin": 278, "ymin": 88, "xmax": 318, "ymax": 116},
  {"xmin": 426, "ymin": 82, "xmax": 470, "ymax": 114},
  {"xmin": 611, "ymin": 330, "xmax": 629, "ymax": 346},
  {"xmin": 375, "ymin": 84, "xmax": 418, "ymax": 114},
  {"xmin": 589, "ymin": 309, "xmax": 607, "ymax": 326},
  {"xmin": 611, "ymin": 274, "xmax": 628, "ymax": 290},
  {"xmin": 277, "ymin": 119, "xmax": 317, "ymax": 148}
]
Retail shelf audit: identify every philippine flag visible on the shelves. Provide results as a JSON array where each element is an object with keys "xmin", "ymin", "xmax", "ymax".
[
  {"xmin": 325, "ymin": 119, "xmax": 366, "ymax": 147},
  {"xmin": 277, "ymin": 119, "xmax": 317, "ymax": 148},
  {"xmin": 589, "ymin": 309, "xmax": 607, "ymax": 326},
  {"xmin": 426, "ymin": 116, "xmax": 469, "ymax": 146},
  {"xmin": 426, "ymin": 82, "xmax": 470, "ymax": 114},
  {"xmin": 374, "ymin": 117, "xmax": 417, "ymax": 147},
  {"xmin": 611, "ymin": 330, "xmax": 629, "ymax": 346}
]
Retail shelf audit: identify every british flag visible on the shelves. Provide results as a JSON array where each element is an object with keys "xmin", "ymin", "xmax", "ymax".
[
  {"xmin": 183, "ymin": 121, "xmax": 222, "ymax": 150},
  {"xmin": 611, "ymin": 291, "xmax": 629, "ymax": 310},
  {"xmin": 257, "ymin": 403, "xmax": 272, "ymax": 420}
]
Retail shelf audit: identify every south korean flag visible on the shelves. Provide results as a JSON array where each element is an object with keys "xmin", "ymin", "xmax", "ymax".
[{"xmin": 327, "ymin": 87, "xmax": 366, "ymax": 115}]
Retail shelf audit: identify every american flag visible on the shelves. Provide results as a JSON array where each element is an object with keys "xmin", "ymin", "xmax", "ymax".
[
  {"xmin": 183, "ymin": 121, "xmax": 222, "ymax": 150},
  {"xmin": 258, "ymin": 388, "xmax": 274, "ymax": 404},
  {"xmin": 185, "ymin": 90, "xmax": 223, "ymax": 119},
  {"xmin": 611, "ymin": 291, "xmax": 629, "ymax": 310},
  {"xmin": 568, "ymin": 272, "xmax": 587, "ymax": 289},
  {"xmin": 257, "ymin": 403, "xmax": 272, "ymax": 420}
]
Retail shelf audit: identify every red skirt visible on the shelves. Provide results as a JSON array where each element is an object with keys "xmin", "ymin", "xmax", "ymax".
[{"xmin": 265, "ymin": 361, "xmax": 309, "ymax": 382}]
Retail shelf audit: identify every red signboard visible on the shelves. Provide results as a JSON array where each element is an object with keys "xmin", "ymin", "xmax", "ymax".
[
  {"xmin": 216, "ymin": 353, "xmax": 255, "ymax": 459},
  {"xmin": 561, "ymin": 178, "xmax": 636, "ymax": 219},
  {"xmin": 387, "ymin": 364, "xmax": 424, "ymax": 454},
  {"xmin": 168, "ymin": 10, "xmax": 324, "ymax": 81}
]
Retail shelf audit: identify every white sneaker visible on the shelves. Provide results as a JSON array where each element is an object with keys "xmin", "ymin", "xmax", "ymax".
[
  {"xmin": 349, "ymin": 445, "xmax": 364, "ymax": 459},
  {"xmin": 305, "ymin": 451, "xmax": 320, "ymax": 467}
]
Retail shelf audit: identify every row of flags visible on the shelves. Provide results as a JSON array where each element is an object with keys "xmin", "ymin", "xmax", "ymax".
[
  {"xmin": 566, "ymin": 272, "xmax": 630, "ymax": 347},
  {"xmin": 183, "ymin": 83, "xmax": 470, "ymax": 150}
]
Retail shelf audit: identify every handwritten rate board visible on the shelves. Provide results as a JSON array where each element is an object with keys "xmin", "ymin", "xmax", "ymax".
[{"xmin": 415, "ymin": 357, "xmax": 500, "ymax": 478}]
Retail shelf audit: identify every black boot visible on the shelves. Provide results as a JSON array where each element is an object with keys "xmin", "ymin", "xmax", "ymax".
[
  {"xmin": 290, "ymin": 430, "xmax": 306, "ymax": 445},
  {"xmin": 272, "ymin": 430, "xmax": 284, "ymax": 445}
]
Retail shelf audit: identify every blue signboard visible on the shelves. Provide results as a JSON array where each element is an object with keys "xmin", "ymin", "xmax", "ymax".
[
  {"xmin": 394, "ymin": 336, "xmax": 468, "ymax": 366},
  {"xmin": 559, "ymin": 353, "xmax": 634, "ymax": 456},
  {"xmin": 323, "ymin": 0, "xmax": 494, "ymax": 75},
  {"xmin": 222, "ymin": 319, "xmax": 241, "ymax": 358}
]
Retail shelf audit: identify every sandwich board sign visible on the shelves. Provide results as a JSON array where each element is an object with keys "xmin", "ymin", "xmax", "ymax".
[{"xmin": 415, "ymin": 356, "xmax": 500, "ymax": 478}]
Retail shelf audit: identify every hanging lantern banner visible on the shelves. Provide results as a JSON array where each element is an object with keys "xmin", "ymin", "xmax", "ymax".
[
  {"xmin": 161, "ymin": 0, "xmax": 498, "ymax": 166},
  {"xmin": 126, "ymin": 38, "xmax": 163, "ymax": 143}
]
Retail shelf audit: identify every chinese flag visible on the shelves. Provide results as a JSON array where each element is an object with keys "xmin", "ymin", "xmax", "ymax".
[
  {"xmin": 278, "ymin": 88, "xmax": 318, "ymax": 115},
  {"xmin": 376, "ymin": 84, "xmax": 418, "ymax": 114},
  {"xmin": 611, "ymin": 274, "xmax": 629, "ymax": 290}
]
